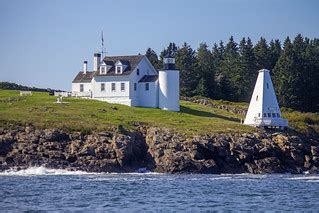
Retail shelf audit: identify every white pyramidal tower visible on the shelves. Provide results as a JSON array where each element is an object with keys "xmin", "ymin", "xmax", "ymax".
[{"xmin": 244, "ymin": 69, "xmax": 288, "ymax": 128}]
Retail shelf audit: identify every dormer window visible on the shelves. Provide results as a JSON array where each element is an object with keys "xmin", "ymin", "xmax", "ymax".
[
  {"xmin": 100, "ymin": 66, "xmax": 106, "ymax": 74},
  {"xmin": 116, "ymin": 66, "xmax": 122, "ymax": 74},
  {"xmin": 115, "ymin": 60, "xmax": 127, "ymax": 74}
]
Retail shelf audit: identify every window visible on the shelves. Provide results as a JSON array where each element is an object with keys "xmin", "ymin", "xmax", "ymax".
[
  {"xmin": 268, "ymin": 113, "xmax": 271, "ymax": 117},
  {"xmin": 134, "ymin": 83, "xmax": 137, "ymax": 91},
  {"xmin": 137, "ymin": 69, "xmax": 140, "ymax": 75},
  {"xmin": 100, "ymin": 66, "xmax": 106, "ymax": 74},
  {"xmin": 145, "ymin": 83, "xmax": 149, "ymax": 91},
  {"xmin": 272, "ymin": 113, "xmax": 276, "ymax": 117},
  {"xmin": 80, "ymin": 84, "xmax": 84, "ymax": 92},
  {"xmin": 258, "ymin": 113, "xmax": 261, "ymax": 118},
  {"xmin": 111, "ymin": 83, "xmax": 116, "ymax": 92},
  {"xmin": 264, "ymin": 113, "xmax": 267, "ymax": 117},
  {"xmin": 277, "ymin": 113, "xmax": 280, "ymax": 117},
  {"xmin": 256, "ymin": 95, "xmax": 258, "ymax": 101},
  {"xmin": 116, "ymin": 66, "xmax": 122, "ymax": 74},
  {"xmin": 101, "ymin": 83, "xmax": 105, "ymax": 92},
  {"xmin": 267, "ymin": 83, "xmax": 269, "ymax": 89},
  {"xmin": 121, "ymin": 83, "xmax": 125, "ymax": 92}
]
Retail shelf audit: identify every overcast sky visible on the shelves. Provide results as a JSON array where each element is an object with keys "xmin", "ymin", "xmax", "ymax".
[{"xmin": 0, "ymin": 0, "xmax": 318, "ymax": 90}]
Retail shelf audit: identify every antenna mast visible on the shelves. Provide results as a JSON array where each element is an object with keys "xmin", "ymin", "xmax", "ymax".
[{"xmin": 101, "ymin": 31, "xmax": 107, "ymax": 58}]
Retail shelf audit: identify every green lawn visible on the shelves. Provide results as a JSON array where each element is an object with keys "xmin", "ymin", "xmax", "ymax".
[
  {"xmin": 0, "ymin": 90, "xmax": 255, "ymax": 135},
  {"xmin": 0, "ymin": 90, "xmax": 318, "ymax": 136}
]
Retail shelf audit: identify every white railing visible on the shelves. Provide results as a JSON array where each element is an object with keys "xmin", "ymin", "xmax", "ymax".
[
  {"xmin": 72, "ymin": 91, "xmax": 91, "ymax": 98},
  {"xmin": 253, "ymin": 117, "xmax": 288, "ymax": 127}
]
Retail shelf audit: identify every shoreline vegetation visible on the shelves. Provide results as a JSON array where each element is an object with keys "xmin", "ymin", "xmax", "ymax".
[{"xmin": 0, "ymin": 89, "xmax": 319, "ymax": 174}]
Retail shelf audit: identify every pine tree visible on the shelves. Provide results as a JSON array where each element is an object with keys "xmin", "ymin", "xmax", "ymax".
[
  {"xmin": 291, "ymin": 34, "xmax": 319, "ymax": 112},
  {"xmin": 175, "ymin": 42, "xmax": 197, "ymax": 97},
  {"xmin": 212, "ymin": 41, "xmax": 225, "ymax": 64},
  {"xmin": 159, "ymin": 42, "xmax": 178, "ymax": 65},
  {"xmin": 302, "ymin": 38, "xmax": 319, "ymax": 112},
  {"xmin": 273, "ymin": 37, "xmax": 298, "ymax": 109},
  {"xmin": 254, "ymin": 37, "xmax": 271, "ymax": 70},
  {"xmin": 269, "ymin": 39, "xmax": 282, "ymax": 71},
  {"xmin": 212, "ymin": 41, "xmax": 225, "ymax": 99},
  {"xmin": 239, "ymin": 37, "xmax": 257, "ymax": 101},
  {"xmin": 195, "ymin": 78, "xmax": 208, "ymax": 97},
  {"xmin": 195, "ymin": 43, "xmax": 215, "ymax": 98},
  {"xmin": 291, "ymin": 34, "xmax": 306, "ymax": 110},
  {"xmin": 307, "ymin": 38, "xmax": 319, "ymax": 112},
  {"xmin": 218, "ymin": 36, "xmax": 241, "ymax": 101},
  {"xmin": 145, "ymin": 48, "xmax": 160, "ymax": 69}
]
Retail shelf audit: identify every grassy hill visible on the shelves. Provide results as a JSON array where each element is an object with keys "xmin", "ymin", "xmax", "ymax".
[{"xmin": 0, "ymin": 90, "xmax": 318, "ymax": 136}]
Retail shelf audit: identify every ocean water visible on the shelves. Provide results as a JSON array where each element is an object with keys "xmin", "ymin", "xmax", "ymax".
[{"xmin": 0, "ymin": 167, "xmax": 319, "ymax": 212}]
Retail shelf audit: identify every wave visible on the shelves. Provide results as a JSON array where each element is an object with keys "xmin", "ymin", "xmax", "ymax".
[
  {"xmin": 0, "ymin": 166, "xmax": 162, "ymax": 176},
  {"xmin": 285, "ymin": 176, "xmax": 319, "ymax": 181},
  {"xmin": 0, "ymin": 166, "xmax": 98, "ymax": 176}
]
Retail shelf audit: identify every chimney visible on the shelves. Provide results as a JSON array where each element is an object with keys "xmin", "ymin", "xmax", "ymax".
[
  {"xmin": 93, "ymin": 53, "xmax": 101, "ymax": 71},
  {"xmin": 83, "ymin": 61, "xmax": 88, "ymax": 74}
]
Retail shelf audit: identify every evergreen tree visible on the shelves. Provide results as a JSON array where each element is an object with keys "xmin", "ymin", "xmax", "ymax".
[
  {"xmin": 195, "ymin": 78, "xmax": 208, "ymax": 97},
  {"xmin": 254, "ymin": 37, "xmax": 271, "ymax": 70},
  {"xmin": 175, "ymin": 42, "xmax": 197, "ymax": 97},
  {"xmin": 195, "ymin": 43, "xmax": 215, "ymax": 97},
  {"xmin": 212, "ymin": 41, "xmax": 225, "ymax": 64},
  {"xmin": 238, "ymin": 37, "xmax": 257, "ymax": 101},
  {"xmin": 218, "ymin": 36, "xmax": 241, "ymax": 101},
  {"xmin": 273, "ymin": 37, "xmax": 298, "ymax": 109},
  {"xmin": 269, "ymin": 39, "xmax": 282, "ymax": 71},
  {"xmin": 291, "ymin": 34, "xmax": 306, "ymax": 110},
  {"xmin": 302, "ymin": 38, "xmax": 318, "ymax": 112},
  {"xmin": 313, "ymin": 38, "xmax": 319, "ymax": 112},
  {"xmin": 159, "ymin": 42, "xmax": 178, "ymax": 65},
  {"xmin": 212, "ymin": 41, "xmax": 225, "ymax": 99},
  {"xmin": 145, "ymin": 48, "xmax": 160, "ymax": 69}
]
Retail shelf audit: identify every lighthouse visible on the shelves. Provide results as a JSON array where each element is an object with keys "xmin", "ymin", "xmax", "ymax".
[
  {"xmin": 158, "ymin": 53, "xmax": 180, "ymax": 111},
  {"xmin": 244, "ymin": 69, "xmax": 288, "ymax": 128}
]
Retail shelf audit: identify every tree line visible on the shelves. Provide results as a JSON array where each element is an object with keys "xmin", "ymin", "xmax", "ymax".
[
  {"xmin": 145, "ymin": 34, "xmax": 319, "ymax": 113},
  {"xmin": 0, "ymin": 82, "xmax": 63, "ymax": 93}
]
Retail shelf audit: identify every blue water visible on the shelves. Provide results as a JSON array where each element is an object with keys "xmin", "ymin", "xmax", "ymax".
[{"xmin": 0, "ymin": 167, "xmax": 319, "ymax": 212}]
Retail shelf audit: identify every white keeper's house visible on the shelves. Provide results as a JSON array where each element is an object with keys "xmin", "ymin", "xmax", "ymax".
[{"xmin": 72, "ymin": 53, "xmax": 180, "ymax": 111}]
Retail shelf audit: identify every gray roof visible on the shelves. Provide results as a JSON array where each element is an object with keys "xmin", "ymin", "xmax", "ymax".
[
  {"xmin": 94, "ymin": 55, "xmax": 145, "ymax": 77},
  {"xmin": 72, "ymin": 71, "xmax": 94, "ymax": 83},
  {"xmin": 139, "ymin": 75, "xmax": 158, "ymax": 82}
]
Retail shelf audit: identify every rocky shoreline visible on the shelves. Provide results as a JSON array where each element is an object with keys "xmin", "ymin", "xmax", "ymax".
[{"xmin": 0, "ymin": 126, "xmax": 319, "ymax": 174}]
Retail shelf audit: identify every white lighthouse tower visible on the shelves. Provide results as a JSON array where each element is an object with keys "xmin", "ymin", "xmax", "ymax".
[
  {"xmin": 158, "ymin": 53, "xmax": 180, "ymax": 111},
  {"xmin": 244, "ymin": 69, "xmax": 288, "ymax": 128}
]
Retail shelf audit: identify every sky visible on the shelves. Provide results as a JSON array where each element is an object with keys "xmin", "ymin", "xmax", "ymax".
[{"xmin": 0, "ymin": 0, "xmax": 318, "ymax": 91}]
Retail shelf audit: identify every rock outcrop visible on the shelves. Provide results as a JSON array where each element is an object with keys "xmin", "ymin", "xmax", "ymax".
[{"xmin": 0, "ymin": 126, "xmax": 318, "ymax": 174}]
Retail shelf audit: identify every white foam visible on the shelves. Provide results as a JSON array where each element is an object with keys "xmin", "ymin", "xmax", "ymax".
[
  {"xmin": 0, "ymin": 166, "xmax": 162, "ymax": 176},
  {"xmin": 285, "ymin": 176, "xmax": 319, "ymax": 181},
  {"xmin": 0, "ymin": 166, "xmax": 97, "ymax": 176},
  {"xmin": 206, "ymin": 176, "xmax": 232, "ymax": 181}
]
